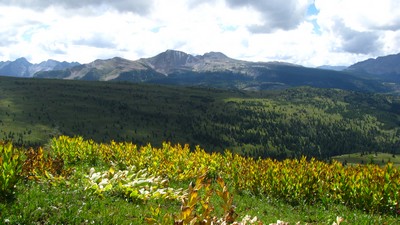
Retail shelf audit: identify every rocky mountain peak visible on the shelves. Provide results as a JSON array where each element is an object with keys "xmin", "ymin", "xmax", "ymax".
[
  {"xmin": 0, "ymin": 57, "xmax": 32, "ymax": 77},
  {"xmin": 154, "ymin": 49, "xmax": 198, "ymax": 63},
  {"xmin": 202, "ymin": 52, "xmax": 229, "ymax": 60},
  {"xmin": 14, "ymin": 57, "xmax": 31, "ymax": 65},
  {"xmin": 145, "ymin": 49, "xmax": 200, "ymax": 74},
  {"xmin": 37, "ymin": 59, "xmax": 59, "ymax": 68}
]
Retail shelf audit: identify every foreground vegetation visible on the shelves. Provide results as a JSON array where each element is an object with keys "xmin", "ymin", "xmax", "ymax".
[
  {"xmin": 1, "ymin": 76, "xmax": 400, "ymax": 159},
  {"xmin": 1, "ymin": 136, "xmax": 399, "ymax": 224}
]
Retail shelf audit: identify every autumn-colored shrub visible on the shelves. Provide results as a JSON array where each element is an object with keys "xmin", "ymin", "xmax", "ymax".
[{"xmin": 45, "ymin": 136, "xmax": 400, "ymax": 215}]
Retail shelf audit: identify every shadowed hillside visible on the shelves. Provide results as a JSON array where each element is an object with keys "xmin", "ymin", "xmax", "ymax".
[{"xmin": 1, "ymin": 76, "xmax": 399, "ymax": 159}]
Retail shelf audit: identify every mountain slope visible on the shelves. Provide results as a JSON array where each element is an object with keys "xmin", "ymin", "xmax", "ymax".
[
  {"xmin": 0, "ymin": 58, "xmax": 79, "ymax": 77},
  {"xmin": 36, "ymin": 57, "xmax": 164, "ymax": 81},
  {"xmin": 0, "ymin": 58, "xmax": 32, "ymax": 77},
  {"xmin": 347, "ymin": 53, "xmax": 400, "ymax": 82},
  {"xmin": 33, "ymin": 50, "xmax": 387, "ymax": 92},
  {"xmin": 139, "ymin": 49, "xmax": 201, "ymax": 74},
  {"xmin": 30, "ymin": 59, "xmax": 80, "ymax": 75},
  {"xmin": 139, "ymin": 49, "xmax": 292, "ymax": 77}
]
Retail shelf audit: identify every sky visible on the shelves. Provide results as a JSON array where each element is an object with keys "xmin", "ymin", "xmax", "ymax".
[{"xmin": 0, "ymin": 0, "xmax": 399, "ymax": 67}]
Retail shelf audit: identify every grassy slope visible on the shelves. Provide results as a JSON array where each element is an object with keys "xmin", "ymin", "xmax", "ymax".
[
  {"xmin": 3, "ymin": 179, "xmax": 398, "ymax": 224},
  {"xmin": 1, "ymin": 76, "xmax": 400, "ymax": 158},
  {"xmin": 333, "ymin": 152, "xmax": 400, "ymax": 167}
]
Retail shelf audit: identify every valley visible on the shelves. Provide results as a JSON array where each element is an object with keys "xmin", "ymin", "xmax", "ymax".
[{"xmin": 1, "ymin": 76, "xmax": 399, "ymax": 159}]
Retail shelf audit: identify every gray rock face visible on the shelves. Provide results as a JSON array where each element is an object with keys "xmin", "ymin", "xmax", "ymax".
[
  {"xmin": 0, "ymin": 58, "xmax": 79, "ymax": 77},
  {"xmin": 0, "ymin": 58, "xmax": 32, "ymax": 77},
  {"xmin": 143, "ymin": 50, "xmax": 201, "ymax": 74},
  {"xmin": 29, "ymin": 59, "xmax": 80, "ymax": 76},
  {"xmin": 140, "ymin": 50, "xmax": 256, "ymax": 75}
]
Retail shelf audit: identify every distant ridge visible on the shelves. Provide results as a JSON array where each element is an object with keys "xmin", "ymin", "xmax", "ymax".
[
  {"xmin": 0, "ymin": 58, "xmax": 79, "ymax": 77},
  {"xmin": 317, "ymin": 65, "xmax": 347, "ymax": 71}
]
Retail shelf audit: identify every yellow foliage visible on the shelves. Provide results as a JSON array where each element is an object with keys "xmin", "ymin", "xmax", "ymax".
[{"xmin": 28, "ymin": 136, "xmax": 400, "ymax": 215}]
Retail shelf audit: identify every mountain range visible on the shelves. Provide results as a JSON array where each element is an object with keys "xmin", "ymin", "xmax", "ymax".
[
  {"xmin": 35, "ymin": 50, "xmax": 268, "ymax": 80},
  {"xmin": 0, "ymin": 58, "xmax": 80, "ymax": 77},
  {"xmin": 2, "ymin": 50, "xmax": 400, "ymax": 93}
]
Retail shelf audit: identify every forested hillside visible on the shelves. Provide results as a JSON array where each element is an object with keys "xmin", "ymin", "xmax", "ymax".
[{"xmin": 1, "ymin": 76, "xmax": 399, "ymax": 159}]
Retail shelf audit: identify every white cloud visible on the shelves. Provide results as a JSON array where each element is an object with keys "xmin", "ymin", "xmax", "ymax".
[
  {"xmin": 315, "ymin": 0, "xmax": 400, "ymax": 59},
  {"xmin": 0, "ymin": 0, "xmax": 154, "ymax": 15},
  {"xmin": 223, "ymin": 0, "xmax": 313, "ymax": 32},
  {"xmin": 316, "ymin": 0, "xmax": 400, "ymax": 32},
  {"xmin": 0, "ymin": 0, "xmax": 399, "ymax": 67}
]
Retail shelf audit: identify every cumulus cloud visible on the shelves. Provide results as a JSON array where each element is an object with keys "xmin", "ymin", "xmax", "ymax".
[
  {"xmin": 40, "ymin": 42, "xmax": 68, "ymax": 55},
  {"xmin": 315, "ymin": 0, "xmax": 400, "ymax": 32},
  {"xmin": 333, "ymin": 20, "xmax": 382, "ymax": 54},
  {"xmin": 0, "ymin": 0, "xmax": 154, "ymax": 15},
  {"xmin": 0, "ymin": 30, "xmax": 18, "ymax": 46},
  {"xmin": 341, "ymin": 33, "xmax": 381, "ymax": 55},
  {"xmin": 225, "ymin": 0, "xmax": 313, "ymax": 32},
  {"xmin": 73, "ymin": 34, "xmax": 117, "ymax": 49},
  {"xmin": 314, "ymin": 0, "xmax": 399, "ymax": 57}
]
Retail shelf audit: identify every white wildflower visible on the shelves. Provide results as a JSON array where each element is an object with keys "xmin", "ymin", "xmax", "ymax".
[
  {"xmin": 270, "ymin": 220, "xmax": 289, "ymax": 225},
  {"xmin": 98, "ymin": 178, "xmax": 109, "ymax": 187},
  {"xmin": 333, "ymin": 216, "xmax": 344, "ymax": 225},
  {"xmin": 250, "ymin": 216, "xmax": 258, "ymax": 223},
  {"xmin": 89, "ymin": 167, "xmax": 95, "ymax": 176}
]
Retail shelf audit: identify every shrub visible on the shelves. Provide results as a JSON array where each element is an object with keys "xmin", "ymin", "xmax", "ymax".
[{"xmin": 0, "ymin": 142, "xmax": 23, "ymax": 200}]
